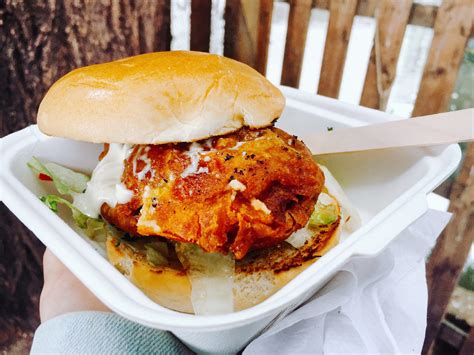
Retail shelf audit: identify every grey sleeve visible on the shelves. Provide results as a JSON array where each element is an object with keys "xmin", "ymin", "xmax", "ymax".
[{"xmin": 30, "ymin": 311, "xmax": 193, "ymax": 354}]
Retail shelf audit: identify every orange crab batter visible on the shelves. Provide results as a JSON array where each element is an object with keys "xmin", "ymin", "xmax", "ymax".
[{"xmin": 101, "ymin": 127, "xmax": 324, "ymax": 259}]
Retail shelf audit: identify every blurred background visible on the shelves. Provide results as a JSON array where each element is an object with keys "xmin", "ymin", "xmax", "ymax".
[{"xmin": 1, "ymin": 0, "xmax": 472, "ymax": 354}]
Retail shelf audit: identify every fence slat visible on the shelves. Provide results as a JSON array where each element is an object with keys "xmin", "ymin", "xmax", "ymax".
[
  {"xmin": 190, "ymin": 0, "xmax": 212, "ymax": 52},
  {"xmin": 255, "ymin": 0, "xmax": 274, "ymax": 75},
  {"xmin": 412, "ymin": 0, "xmax": 472, "ymax": 117},
  {"xmin": 281, "ymin": 0, "xmax": 312, "ymax": 88},
  {"xmin": 359, "ymin": 0, "xmax": 413, "ymax": 110},
  {"xmin": 317, "ymin": 0, "xmax": 358, "ymax": 98},
  {"xmin": 423, "ymin": 143, "xmax": 474, "ymax": 353},
  {"xmin": 355, "ymin": 0, "xmax": 378, "ymax": 17},
  {"xmin": 407, "ymin": 3, "xmax": 438, "ymax": 28},
  {"xmin": 287, "ymin": 0, "xmax": 439, "ymax": 28},
  {"xmin": 460, "ymin": 326, "xmax": 474, "ymax": 355},
  {"xmin": 224, "ymin": 0, "xmax": 260, "ymax": 68}
]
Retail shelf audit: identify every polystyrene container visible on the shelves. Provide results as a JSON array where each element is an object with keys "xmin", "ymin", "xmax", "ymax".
[{"xmin": 0, "ymin": 86, "xmax": 461, "ymax": 354}]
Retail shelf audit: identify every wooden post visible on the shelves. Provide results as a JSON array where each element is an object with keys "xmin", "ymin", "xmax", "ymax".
[
  {"xmin": 360, "ymin": 0, "xmax": 413, "ymax": 110},
  {"xmin": 255, "ymin": 0, "xmax": 274, "ymax": 75},
  {"xmin": 423, "ymin": 143, "xmax": 474, "ymax": 354},
  {"xmin": 191, "ymin": 0, "xmax": 212, "ymax": 52},
  {"xmin": 317, "ymin": 0, "xmax": 358, "ymax": 98},
  {"xmin": 280, "ymin": 0, "xmax": 312, "ymax": 88},
  {"xmin": 224, "ymin": 0, "xmax": 260, "ymax": 68},
  {"xmin": 0, "ymin": 1, "xmax": 171, "ymax": 351},
  {"xmin": 412, "ymin": 0, "xmax": 473, "ymax": 117}
]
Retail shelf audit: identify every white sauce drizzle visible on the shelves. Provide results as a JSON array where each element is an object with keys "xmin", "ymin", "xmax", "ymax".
[
  {"xmin": 196, "ymin": 167, "xmax": 209, "ymax": 174},
  {"xmin": 229, "ymin": 141, "xmax": 246, "ymax": 150},
  {"xmin": 131, "ymin": 146, "xmax": 142, "ymax": 176},
  {"xmin": 251, "ymin": 198, "xmax": 271, "ymax": 215},
  {"xmin": 73, "ymin": 144, "xmax": 133, "ymax": 218},
  {"xmin": 137, "ymin": 186, "xmax": 162, "ymax": 233},
  {"xmin": 133, "ymin": 146, "xmax": 154, "ymax": 181},
  {"xmin": 203, "ymin": 138, "xmax": 213, "ymax": 148},
  {"xmin": 180, "ymin": 142, "xmax": 215, "ymax": 178},
  {"xmin": 230, "ymin": 136, "xmax": 265, "ymax": 151},
  {"xmin": 181, "ymin": 143, "xmax": 205, "ymax": 178},
  {"xmin": 228, "ymin": 179, "xmax": 246, "ymax": 191},
  {"xmin": 139, "ymin": 218, "xmax": 162, "ymax": 232}
]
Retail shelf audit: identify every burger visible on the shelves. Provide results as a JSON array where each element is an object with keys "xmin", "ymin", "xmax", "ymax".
[{"xmin": 31, "ymin": 51, "xmax": 359, "ymax": 315}]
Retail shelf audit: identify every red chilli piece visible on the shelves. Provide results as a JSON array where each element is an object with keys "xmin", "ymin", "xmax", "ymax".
[{"xmin": 38, "ymin": 173, "xmax": 53, "ymax": 181}]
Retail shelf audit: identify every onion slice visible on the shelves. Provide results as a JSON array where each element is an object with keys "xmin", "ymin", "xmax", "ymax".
[
  {"xmin": 319, "ymin": 164, "xmax": 361, "ymax": 233},
  {"xmin": 175, "ymin": 243, "xmax": 235, "ymax": 315}
]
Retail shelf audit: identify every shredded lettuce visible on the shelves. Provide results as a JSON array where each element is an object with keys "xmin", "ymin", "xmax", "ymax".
[
  {"xmin": 145, "ymin": 242, "xmax": 169, "ymax": 267},
  {"xmin": 40, "ymin": 194, "xmax": 86, "ymax": 226},
  {"xmin": 309, "ymin": 208, "xmax": 338, "ymax": 226},
  {"xmin": 318, "ymin": 164, "xmax": 362, "ymax": 233},
  {"xmin": 30, "ymin": 158, "xmax": 106, "ymax": 241},
  {"xmin": 286, "ymin": 193, "xmax": 339, "ymax": 248},
  {"xmin": 84, "ymin": 218, "xmax": 107, "ymax": 241},
  {"xmin": 28, "ymin": 157, "xmax": 89, "ymax": 195},
  {"xmin": 308, "ymin": 193, "xmax": 339, "ymax": 228},
  {"xmin": 40, "ymin": 195, "xmax": 106, "ymax": 240}
]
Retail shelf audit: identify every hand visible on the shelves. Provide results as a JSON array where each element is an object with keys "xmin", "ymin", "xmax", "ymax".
[{"xmin": 40, "ymin": 248, "xmax": 109, "ymax": 322}]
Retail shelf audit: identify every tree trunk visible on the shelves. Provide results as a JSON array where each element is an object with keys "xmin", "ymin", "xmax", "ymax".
[{"xmin": 0, "ymin": 1, "xmax": 171, "ymax": 351}]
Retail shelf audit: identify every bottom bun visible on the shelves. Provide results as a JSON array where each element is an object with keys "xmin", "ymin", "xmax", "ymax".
[{"xmin": 106, "ymin": 217, "xmax": 341, "ymax": 314}]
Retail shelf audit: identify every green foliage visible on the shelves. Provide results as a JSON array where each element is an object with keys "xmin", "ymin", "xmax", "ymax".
[{"xmin": 458, "ymin": 265, "xmax": 474, "ymax": 291}]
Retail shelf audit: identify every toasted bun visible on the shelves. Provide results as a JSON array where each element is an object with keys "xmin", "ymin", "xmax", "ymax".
[
  {"xmin": 106, "ymin": 220, "xmax": 341, "ymax": 314},
  {"xmin": 37, "ymin": 51, "xmax": 285, "ymax": 144}
]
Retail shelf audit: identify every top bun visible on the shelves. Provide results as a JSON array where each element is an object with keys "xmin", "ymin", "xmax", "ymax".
[{"xmin": 37, "ymin": 51, "xmax": 285, "ymax": 144}]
